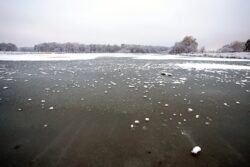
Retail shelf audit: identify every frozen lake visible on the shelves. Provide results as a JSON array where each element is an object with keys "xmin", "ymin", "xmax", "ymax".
[{"xmin": 0, "ymin": 53, "xmax": 249, "ymax": 167}]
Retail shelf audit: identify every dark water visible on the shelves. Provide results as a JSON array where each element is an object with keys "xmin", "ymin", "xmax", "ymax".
[{"xmin": 0, "ymin": 58, "xmax": 249, "ymax": 167}]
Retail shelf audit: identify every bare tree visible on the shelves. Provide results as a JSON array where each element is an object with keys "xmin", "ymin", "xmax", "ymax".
[{"xmin": 200, "ymin": 46, "xmax": 205, "ymax": 53}]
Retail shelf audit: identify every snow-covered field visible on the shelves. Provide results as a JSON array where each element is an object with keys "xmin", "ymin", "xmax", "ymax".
[{"xmin": 0, "ymin": 52, "xmax": 250, "ymax": 61}]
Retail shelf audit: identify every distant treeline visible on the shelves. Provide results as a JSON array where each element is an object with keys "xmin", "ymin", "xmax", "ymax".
[
  {"xmin": 1, "ymin": 36, "xmax": 250, "ymax": 53},
  {"xmin": 34, "ymin": 43, "xmax": 169, "ymax": 53},
  {"xmin": 0, "ymin": 43, "xmax": 18, "ymax": 51},
  {"xmin": 0, "ymin": 42, "xmax": 169, "ymax": 53}
]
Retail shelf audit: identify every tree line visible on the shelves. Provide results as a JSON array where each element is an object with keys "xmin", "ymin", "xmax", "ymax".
[
  {"xmin": 1, "ymin": 37, "xmax": 250, "ymax": 53},
  {"xmin": 33, "ymin": 43, "xmax": 169, "ymax": 53},
  {"xmin": 0, "ymin": 43, "xmax": 18, "ymax": 51}
]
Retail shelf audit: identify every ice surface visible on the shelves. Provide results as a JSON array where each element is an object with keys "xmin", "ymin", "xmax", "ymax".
[{"xmin": 0, "ymin": 52, "xmax": 250, "ymax": 166}]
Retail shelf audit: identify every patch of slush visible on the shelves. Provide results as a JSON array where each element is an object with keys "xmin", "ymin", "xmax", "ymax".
[{"xmin": 176, "ymin": 63, "xmax": 250, "ymax": 70}]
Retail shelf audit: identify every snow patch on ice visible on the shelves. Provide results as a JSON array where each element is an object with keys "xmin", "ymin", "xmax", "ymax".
[{"xmin": 176, "ymin": 63, "xmax": 250, "ymax": 70}]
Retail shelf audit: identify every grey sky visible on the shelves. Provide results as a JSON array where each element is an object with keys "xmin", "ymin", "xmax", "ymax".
[{"xmin": 0, "ymin": 0, "xmax": 250, "ymax": 49}]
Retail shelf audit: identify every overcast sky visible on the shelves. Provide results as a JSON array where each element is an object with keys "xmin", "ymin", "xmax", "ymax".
[{"xmin": 0, "ymin": 0, "xmax": 250, "ymax": 49}]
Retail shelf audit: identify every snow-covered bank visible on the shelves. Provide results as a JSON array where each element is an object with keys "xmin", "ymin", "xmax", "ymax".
[
  {"xmin": 133, "ymin": 55, "xmax": 250, "ymax": 62},
  {"xmin": 0, "ymin": 52, "xmax": 250, "ymax": 62},
  {"xmin": 176, "ymin": 63, "xmax": 250, "ymax": 70},
  {"xmin": 0, "ymin": 53, "xmax": 103, "ymax": 61},
  {"xmin": 182, "ymin": 52, "xmax": 250, "ymax": 59}
]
